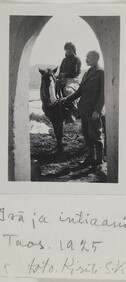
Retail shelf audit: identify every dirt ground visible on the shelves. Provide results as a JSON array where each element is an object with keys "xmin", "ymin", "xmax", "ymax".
[{"xmin": 30, "ymin": 112, "xmax": 107, "ymax": 182}]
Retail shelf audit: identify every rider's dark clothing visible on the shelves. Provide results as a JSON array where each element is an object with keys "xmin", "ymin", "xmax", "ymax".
[{"xmin": 59, "ymin": 54, "xmax": 81, "ymax": 78}]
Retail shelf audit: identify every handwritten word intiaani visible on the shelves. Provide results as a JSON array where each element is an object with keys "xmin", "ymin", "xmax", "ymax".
[{"xmin": 59, "ymin": 211, "xmax": 126, "ymax": 230}]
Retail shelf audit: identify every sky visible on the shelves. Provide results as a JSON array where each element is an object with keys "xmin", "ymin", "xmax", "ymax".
[{"xmin": 30, "ymin": 15, "xmax": 104, "ymax": 70}]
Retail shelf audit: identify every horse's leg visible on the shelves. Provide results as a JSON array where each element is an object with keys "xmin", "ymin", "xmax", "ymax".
[{"xmin": 52, "ymin": 119, "xmax": 63, "ymax": 152}]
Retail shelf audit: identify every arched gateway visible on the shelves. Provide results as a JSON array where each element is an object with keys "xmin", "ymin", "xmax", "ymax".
[{"xmin": 9, "ymin": 16, "xmax": 120, "ymax": 183}]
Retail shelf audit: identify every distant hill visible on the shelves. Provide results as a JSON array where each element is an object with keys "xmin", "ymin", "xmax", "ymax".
[{"xmin": 29, "ymin": 64, "xmax": 86, "ymax": 90}]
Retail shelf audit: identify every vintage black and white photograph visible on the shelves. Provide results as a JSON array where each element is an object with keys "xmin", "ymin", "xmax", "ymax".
[{"xmin": 8, "ymin": 14, "xmax": 120, "ymax": 183}]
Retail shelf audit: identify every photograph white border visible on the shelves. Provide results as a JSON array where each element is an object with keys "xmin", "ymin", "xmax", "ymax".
[{"xmin": 0, "ymin": 3, "xmax": 126, "ymax": 194}]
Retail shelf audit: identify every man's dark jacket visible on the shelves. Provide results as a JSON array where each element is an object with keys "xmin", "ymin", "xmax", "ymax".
[{"xmin": 66, "ymin": 65, "xmax": 104, "ymax": 117}]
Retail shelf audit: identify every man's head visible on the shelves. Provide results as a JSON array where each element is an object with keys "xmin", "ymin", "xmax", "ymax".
[
  {"xmin": 64, "ymin": 42, "xmax": 76, "ymax": 57},
  {"xmin": 86, "ymin": 51, "xmax": 100, "ymax": 66}
]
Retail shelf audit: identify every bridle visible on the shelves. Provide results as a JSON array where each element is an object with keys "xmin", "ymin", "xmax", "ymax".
[{"xmin": 42, "ymin": 70, "xmax": 59, "ymax": 106}]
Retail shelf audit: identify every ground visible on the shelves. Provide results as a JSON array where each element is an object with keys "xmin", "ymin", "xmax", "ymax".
[{"xmin": 29, "ymin": 92, "xmax": 107, "ymax": 182}]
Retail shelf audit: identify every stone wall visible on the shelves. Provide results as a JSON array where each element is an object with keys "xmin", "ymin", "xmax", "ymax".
[
  {"xmin": 9, "ymin": 16, "xmax": 51, "ymax": 181},
  {"xmin": 82, "ymin": 16, "xmax": 120, "ymax": 182}
]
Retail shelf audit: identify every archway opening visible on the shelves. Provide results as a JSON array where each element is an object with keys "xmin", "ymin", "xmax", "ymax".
[{"xmin": 29, "ymin": 15, "xmax": 106, "ymax": 182}]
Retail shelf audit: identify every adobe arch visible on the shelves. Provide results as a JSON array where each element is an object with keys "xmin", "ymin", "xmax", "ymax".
[{"xmin": 9, "ymin": 16, "xmax": 119, "ymax": 183}]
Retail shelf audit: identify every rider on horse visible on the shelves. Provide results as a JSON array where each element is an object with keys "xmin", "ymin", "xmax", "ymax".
[{"xmin": 57, "ymin": 42, "xmax": 81, "ymax": 123}]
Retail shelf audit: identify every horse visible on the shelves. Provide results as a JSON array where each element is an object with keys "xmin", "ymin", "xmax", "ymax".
[{"xmin": 39, "ymin": 67, "xmax": 68, "ymax": 152}]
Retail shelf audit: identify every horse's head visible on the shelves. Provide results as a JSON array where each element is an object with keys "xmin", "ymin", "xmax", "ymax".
[
  {"xmin": 39, "ymin": 67, "xmax": 58, "ymax": 105},
  {"xmin": 39, "ymin": 67, "xmax": 58, "ymax": 77}
]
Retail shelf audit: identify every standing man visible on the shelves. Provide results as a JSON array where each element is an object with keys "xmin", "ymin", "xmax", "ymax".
[
  {"xmin": 62, "ymin": 50, "xmax": 104, "ymax": 167},
  {"xmin": 58, "ymin": 42, "xmax": 81, "ymax": 123}
]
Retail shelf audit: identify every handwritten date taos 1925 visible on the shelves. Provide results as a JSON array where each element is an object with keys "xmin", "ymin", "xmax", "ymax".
[{"xmin": 2, "ymin": 234, "xmax": 102, "ymax": 253}]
